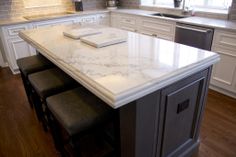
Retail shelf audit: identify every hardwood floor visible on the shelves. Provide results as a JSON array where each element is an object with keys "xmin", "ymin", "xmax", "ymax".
[
  {"xmin": 198, "ymin": 89, "xmax": 236, "ymax": 157},
  {"xmin": 0, "ymin": 68, "xmax": 59, "ymax": 157},
  {"xmin": 0, "ymin": 67, "xmax": 236, "ymax": 157}
]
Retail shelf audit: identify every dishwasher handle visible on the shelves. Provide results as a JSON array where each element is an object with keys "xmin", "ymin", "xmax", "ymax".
[{"xmin": 176, "ymin": 25, "xmax": 213, "ymax": 33}]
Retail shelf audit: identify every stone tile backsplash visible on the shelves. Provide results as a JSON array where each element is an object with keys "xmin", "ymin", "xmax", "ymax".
[{"xmin": 0, "ymin": 0, "xmax": 106, "ymax": 19}]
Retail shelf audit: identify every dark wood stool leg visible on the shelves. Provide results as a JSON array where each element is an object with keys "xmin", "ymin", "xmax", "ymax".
[
  {"xmin": 47, "ymin": 110, "xmax": 67, "ymax": 157},
  {"xmin": 71, "ymin": 137, "xmax": 82, "ymax": 157},
  {"xmin": 31, "ymin": 89, "xmax": 42, "ymax": 121},
  {"xmin": 31, "ymin": 90, "xmax": 48, "ymax": 131},
  {"xmin": 20, "ymin": 71, "xmax": 34, "ymax": 108}
]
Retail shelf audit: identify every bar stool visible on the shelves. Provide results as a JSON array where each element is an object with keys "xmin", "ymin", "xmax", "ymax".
[
  {"xmin": 46, "ymin": 87, "xmax": 114, "ymax": 156},
  {"xmin": 28, "ymin": 68, "xmax": 78, "ymax": 130},
  {"xmin": 17, "ymin": 54, "xmax": 53, "ymax": 108}
]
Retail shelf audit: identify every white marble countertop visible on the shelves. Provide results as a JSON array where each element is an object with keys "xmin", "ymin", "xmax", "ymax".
[
  {"xmin": 19, "ymin": 24, "xmax": 219, "ymax": 108},
  {"xmin": 1, "ymin": 8, "xmax": 236, "ymax": 31},
  {"xmin": 112, "ymin": 9, "xmax": 236, "ymax": 31}
]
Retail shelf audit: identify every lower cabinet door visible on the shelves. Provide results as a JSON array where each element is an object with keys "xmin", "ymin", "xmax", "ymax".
[
  {"xmin": 7, "ymin": 38, "xmax": 35, "ymax": 72},
  {"xmin": 210, "ymin": 47, "xmax": 236, "ymax": 94},
  {"xmin": 158, "ymin": 69, "xmax": 209, "ymax": 157}
]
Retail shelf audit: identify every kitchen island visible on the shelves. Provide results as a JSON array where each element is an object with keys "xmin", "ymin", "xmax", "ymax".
[{"xmin": 19, "ymin": 24, "xmax": 219, "ymax": 157}]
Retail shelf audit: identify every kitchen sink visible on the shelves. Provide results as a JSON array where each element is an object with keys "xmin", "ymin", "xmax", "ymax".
[
  {"xmin": 24, "ymin": 12, "xmax": 75, "ymax": 20},
  {"xmin": 150, "ymin": 13, "xmax": 186, "ymax": 19}
]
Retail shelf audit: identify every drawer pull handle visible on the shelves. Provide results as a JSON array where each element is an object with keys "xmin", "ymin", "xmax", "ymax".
[{"xmin": 177, "ymin": 99, "xmax": 190, "ymax": 114}]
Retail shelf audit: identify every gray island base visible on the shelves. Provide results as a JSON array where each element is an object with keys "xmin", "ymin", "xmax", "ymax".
[
  {"xmin": 19, "ymin": 24, "xmax": 219, "ymax": 157},
  {"xmin": 120, "ymin": 67, "xmax": 212, "ymax": 157}
]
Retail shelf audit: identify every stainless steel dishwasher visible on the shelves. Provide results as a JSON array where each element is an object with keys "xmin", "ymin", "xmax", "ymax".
[{"xmin": 175, "ymin": 23, "xmax": 214, "ymax": 50}]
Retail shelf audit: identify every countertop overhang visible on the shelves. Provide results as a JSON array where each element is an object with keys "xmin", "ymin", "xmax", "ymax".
[{"xmin": 19, "ymin": 25, "xmax": 220, "ymax": 108}]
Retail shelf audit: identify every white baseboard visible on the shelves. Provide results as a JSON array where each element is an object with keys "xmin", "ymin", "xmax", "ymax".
[{"xmin": 209, "ymin": 85, "xmax": 236, "ymax": 99}]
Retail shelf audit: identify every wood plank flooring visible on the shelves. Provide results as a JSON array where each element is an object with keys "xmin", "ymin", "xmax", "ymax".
[{"xmin": 0, "ymin": 67, "xmax": 236, "ymax": 157}]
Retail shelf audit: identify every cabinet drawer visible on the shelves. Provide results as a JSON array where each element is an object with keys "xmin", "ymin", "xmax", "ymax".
[
  {"xmin": 4, "ymin": 24, "xmax": 28, "ymax": 38},
  {"xmin": 139, "ymin": 29, "xmax": 174, "ymax": 41},
  {"xmin": 119, "ymin": 16, "xmax": 137, "ymax": 32},
  {"xmin": 140, "ymin": 18, "xmax": 175, "ymax": 35},
  {"xmin": 120, "ymin": 16, "xmax": 136, "ymax": 25},
  {"xmin": 213, "ymin": 29, "xmax": 236, "ymax": 51},
  {"xmin": 33, "ymin": 18, "xmax": 75, "ymax": 28},
  {"xmin": 80, "ymin": 15, "xmax": 97, "ymax": 24}
]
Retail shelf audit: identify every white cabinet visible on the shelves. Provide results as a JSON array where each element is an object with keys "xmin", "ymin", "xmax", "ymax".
[
  {"xmin": 110, "ymin": 12, "xmax": 176, "ymax": 41},
  {"xmin": 97, "ymin": 13, "xmax": 110, "ymax": 26},
  {"xmin": 119, "ymin": 15, "xmax": 139, "ymax": 32},
  {"xmin": 0, "ymin": 23, "xmax": 36, "ymax": 74},
  {"xmin": 110, "ymin": 13, "xmax": 139, "ymax": 32},
  {"xmin": 211, "ymin": 29, "xmax": 236, "ymax": 98},
  {"xmin": 110, "ymin": 13, "xmax": 121, "ymax": 28},
  {"xmin": 138, "ymin": 17, "xmax": 176, "ymax": 41},
  {"xmin": 33, "ymin": 17, "xmax": 76, "ymax": 28}
]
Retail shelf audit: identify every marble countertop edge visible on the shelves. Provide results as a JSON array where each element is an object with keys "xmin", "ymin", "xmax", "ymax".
[{"xmin": 112, "ymin": 54, "xmax": 219, "ymax": 108}]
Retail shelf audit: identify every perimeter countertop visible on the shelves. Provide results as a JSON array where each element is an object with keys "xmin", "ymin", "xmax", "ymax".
[
  {"xmin": 19, "ymin": 24, "xmax": 219, "ymax": 108},
  {"xmin": 0, "ymin": 9, "xmax": 236, "ymax": 31},
  {"xmin": 112, "ymin": 9, "xmax": 236, "ymax": 31},
  {"xmin": 1, "ymin": 8, "xmax": 236, "ymax": 31}
]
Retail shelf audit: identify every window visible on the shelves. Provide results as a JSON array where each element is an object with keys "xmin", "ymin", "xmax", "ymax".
[
  {"xmin": 189, "ymin": 0, "xmax": 232, "ymax": 9},
  {"xmin": 142, "ymin": 0, "xmax": 232, "ymax": 10}
]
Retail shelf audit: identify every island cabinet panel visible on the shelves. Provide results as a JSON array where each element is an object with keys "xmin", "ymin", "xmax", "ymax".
[
  {"xmin": 119, "ymin": 67, "xmax": 212, "ymax": 157},
  {"xmin": 119, "ymin": 91, "xmax": 161, "ymax": 157}
]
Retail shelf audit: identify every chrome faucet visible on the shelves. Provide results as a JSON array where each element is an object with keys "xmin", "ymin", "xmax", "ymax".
[{"xmin": 182, "ymin": 0, "xmax": 194, "ymax": 15}]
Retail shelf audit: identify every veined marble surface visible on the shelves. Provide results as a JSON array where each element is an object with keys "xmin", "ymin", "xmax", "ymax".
[{"xmin": 19, "ymin": 25, "xmax": 219, "ymax": 108}]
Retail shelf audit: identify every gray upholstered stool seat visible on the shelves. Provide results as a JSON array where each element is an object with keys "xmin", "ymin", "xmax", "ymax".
[
  {"xmin": 46, "ymin": 87, "xmax": 114, "ymax": 156},
  {"xmin": 29, "ymin": 68, "xmax": 77, "ymax": 99},
  {"xmin": 17, "ymin": 54, "xmax": 53, "ymax": 108},
  {"xmin": 47, "ymin": 87, "xmax": 112, "ymax": 136},
  {"xmin": 17, "ymin": 54, "xmax": 53, "ymax": 77},
  {"xmin": 28, "ymin": 68, "xmax": 77, "ymax": 130}
]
